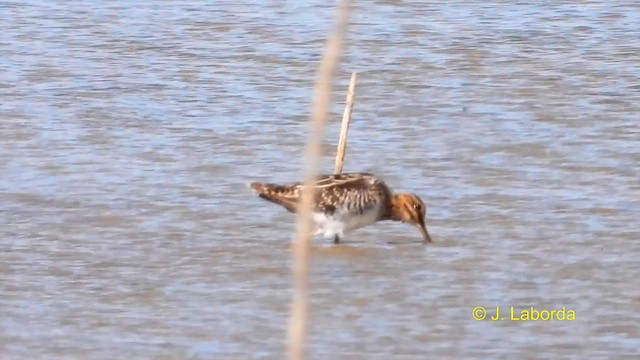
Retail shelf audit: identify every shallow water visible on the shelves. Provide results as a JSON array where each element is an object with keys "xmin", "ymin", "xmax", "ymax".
[{"xmin": 1, "ymin": 1, "xmax": 640, "ymax": 359}]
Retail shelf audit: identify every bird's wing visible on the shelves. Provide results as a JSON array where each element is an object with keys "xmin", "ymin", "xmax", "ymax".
[
  {"xmin": 303, "ymin": 173, "xmax": 390, "ymax": 215},
  {"xmin": 252, "ymin": 172, "xmax": 388, "ymax": 215}
]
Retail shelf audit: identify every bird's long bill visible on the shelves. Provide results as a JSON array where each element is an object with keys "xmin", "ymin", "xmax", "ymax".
[{"xmin": 416, "ymin": 220, "xmax": 432, "ymax": 243}]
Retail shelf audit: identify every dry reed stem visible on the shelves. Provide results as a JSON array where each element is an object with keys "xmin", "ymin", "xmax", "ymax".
[
  {"xmin": 334, "ymin": 72, "xmax": 357, "ymax": 174},
  {"xmin": 286, "ymin": 1, "xmax": 351, "ymax": 360}
]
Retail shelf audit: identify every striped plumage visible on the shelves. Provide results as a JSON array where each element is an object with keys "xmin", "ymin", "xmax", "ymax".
[{"xmin": 250, "ymin": 172, "xmax": 432, "ymax": 244}]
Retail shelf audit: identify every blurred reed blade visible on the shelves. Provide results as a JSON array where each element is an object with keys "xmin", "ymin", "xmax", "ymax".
[{"xmin": 286, "ymin": 1, "xmax": 352, "ymax": 360}]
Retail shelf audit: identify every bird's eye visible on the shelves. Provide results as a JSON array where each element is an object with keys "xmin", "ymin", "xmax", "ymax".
[{"xmin": 413, "ymin": 204, "xmax": 420, "ymax": 210}]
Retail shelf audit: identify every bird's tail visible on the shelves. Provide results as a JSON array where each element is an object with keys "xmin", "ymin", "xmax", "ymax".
[
  {"xmin": 248, "ymin": 182, "xmax": 299, "ymax": 213},
  {"xmin": 248, "ymin": 182, "xmax": 267, "ymax": 195}
]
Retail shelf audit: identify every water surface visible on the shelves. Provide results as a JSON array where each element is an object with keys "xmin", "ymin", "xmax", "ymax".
[{"xmin": 1, "ymin": 1, "xmax": 639, "ymax": 359}]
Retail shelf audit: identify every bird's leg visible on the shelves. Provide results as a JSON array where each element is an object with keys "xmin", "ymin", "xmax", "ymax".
[{"xmin": 333, "ymin": 235, "xmax": 341, "ymax": 245}]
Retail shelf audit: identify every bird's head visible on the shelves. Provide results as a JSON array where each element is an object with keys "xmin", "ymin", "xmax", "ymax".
[{"xmin": 391, "ymin": 193, "xmax": 432, "ymax": 243}]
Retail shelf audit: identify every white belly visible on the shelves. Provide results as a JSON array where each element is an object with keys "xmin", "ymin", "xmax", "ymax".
[{"xmin": 311, "ymin": 205, "xmax": 380, "ymax": 239}]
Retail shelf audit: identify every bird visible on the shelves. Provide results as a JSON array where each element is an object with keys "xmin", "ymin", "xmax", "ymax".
[{"xmin": 249, "ymin": 172, "xmax": 432, "ymax": 244}]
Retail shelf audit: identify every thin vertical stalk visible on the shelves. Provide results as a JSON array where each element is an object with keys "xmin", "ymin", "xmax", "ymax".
[{"xmin": 334, "ymin": 72, "xmax": 357, "ymax": 174}]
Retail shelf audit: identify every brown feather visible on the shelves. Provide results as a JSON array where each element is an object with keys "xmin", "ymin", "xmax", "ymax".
[{"xmin": 250, "ymin": 172, "xmax": 392, "ymax": 217}]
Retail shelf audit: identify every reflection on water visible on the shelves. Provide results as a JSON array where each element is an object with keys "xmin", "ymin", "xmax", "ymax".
[{"xmin": 1, "ymin": 1, "xmax": 639, "ymax": 358}]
